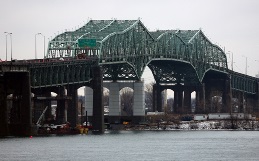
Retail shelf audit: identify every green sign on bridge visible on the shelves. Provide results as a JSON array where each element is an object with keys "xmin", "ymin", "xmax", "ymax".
[{"xmin": 78, "ymin": 39, "xmax": 96, "ymax": 48}]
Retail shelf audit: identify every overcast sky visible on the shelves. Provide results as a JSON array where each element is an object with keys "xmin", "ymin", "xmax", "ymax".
[{"xmin": 1, "ymin": 0, "xmax": 259, "ymax": 78}]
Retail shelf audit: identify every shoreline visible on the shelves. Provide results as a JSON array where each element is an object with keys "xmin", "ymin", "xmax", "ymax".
[{"xmin": 109, "ymin": 120, "xmax": 259, "ymax": 131}]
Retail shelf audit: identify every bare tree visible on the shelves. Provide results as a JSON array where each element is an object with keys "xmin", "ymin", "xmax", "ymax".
[{"xmin": 145, "ymin": 82, "xmax": 155, "ymax": 112}]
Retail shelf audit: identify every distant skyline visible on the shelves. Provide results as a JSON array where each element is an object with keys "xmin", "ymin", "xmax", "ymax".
[{"xmin": 1, "ymin": 0, "xmax": 259, "ymax": 78}]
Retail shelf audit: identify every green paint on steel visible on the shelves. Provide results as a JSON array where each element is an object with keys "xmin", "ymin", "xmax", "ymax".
[
  {"xmin": 78, "ymin": 39, "xmax": 96, "ymax": 48},
  {"xmin": 44, "ymin": 19, "xmax": 259, "ymax": 94},
  {"xmin": 29, "ymin": 59, "xmax": 98, "ymax": 88}
]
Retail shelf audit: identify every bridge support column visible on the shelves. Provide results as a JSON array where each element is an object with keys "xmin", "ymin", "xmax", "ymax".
[
  {"xmin": 85, "ymin": 87, "xmax": 93, "ymax": 116},
  {"xmin": 173, "ymin": 88, "xmax": 183, "ymax": 113},
  {"xmin": 238, "ymin": 91, "xmax": 244, "ymax": 113},
  {"xmin": 133, "ymin": 81, "xmax": 145, "ymax": 116},
  {"xmin": 109, "ymin": 82, "xmax": 121, "ymax": 116},
  {"xmin": 184, "ymin": 89, "xmax": 192, "ymax": 113},
  {"xmin": 67, "ymin": 85, "xmax": 78, "ymax": 128},
  {"xmin": 222, "ymin": 79, "xmax": 232, "ymax": 113},
  {"xmin": 153, "ymin": 83, "xmax": 162, "ymax": 112},
  {"xmin": 196, "ymin": 84, "xmax": 205, "ymax": 113},
  {"xmin": 92, "ymin": 66, "xmax": 104, "ymax": 134},
  {"xmin": 246, "ymin": 95, "xmax": 254, "ymax": 114},
  {"xmin": 56, "ymin": 87, "xmax": 66, "ymax": 124},
  {"xmin": 0, "ymin": 74, "xmax": 8, "ymax": 136},
  {"xmin": 8, "ymin": 72, "xmax": 34, "ymax": 136},
  {"xmin": 20, "ymin": 72, "xmax": 33, "ymax": 136},
  {"xmin": 205, "ymin": 84, "xmax": 212, "ymax": 113}
]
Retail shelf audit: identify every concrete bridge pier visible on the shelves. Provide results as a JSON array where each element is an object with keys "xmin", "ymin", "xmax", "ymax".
[
  {"xmin": 183, "ymin": 89, "xmax": 192, "ymax": 113},
  {"xmin": 56, "ymin": 87, "xmax": 66, "ymax": 124},
  {"xmin": 109, "ymin": 82, "xmax": 120, "ymax": 116},
  {"xmin": 91, "ymin": 66, "xmax": 104, "ymax": 134},
  {"xmin": 133, "ymin": 81, "xmax": 145, "ymax": 116},
  {"xmin": 8, "ymin": 72, "xmax": 34, "ymax": 136},
  {"xmin": 153, "ymin": 83, "xmax": 162, "ymax": 112},
  {"xmin": 85, "ymin": 86, "xmax": 93, "ymax": 118},
  {"xmin": 67, "ymin": 85, "xmax": 78, "ymax": 128},
  {"xmin": 106, "ymin": 80, "xmax": 145, "ymax": 123},
  {"xmin": 86, "ymin": 80, "xmax": 145, "ymax": 124},
  {"xmin": 238, "ymin": 91, "xmax": 245, "ymax": 113},
  {"xmin": 0, "ymin": 73, "xmax": 8, "ymax": 136},
  {"xmin": 205, "ymin": 85, "xmax": 212, "ymax": 113},
  {"xmin": 222, "ymin": 79, "xmax": 232, "ymax": 113},
  {"xmin": 19, "ymin": 72, "xmax": 33, "ymax": 136},
  {"xmin": 173, "ymin": 89, "xmax": 183, "ymax": 113},
  {"xmin": 246, "ymin": 95, "xmax": 254, "ymax": 114},
  {"xmin": 196, "ymin": 84, "xmax": 205, "ymax": 113}
]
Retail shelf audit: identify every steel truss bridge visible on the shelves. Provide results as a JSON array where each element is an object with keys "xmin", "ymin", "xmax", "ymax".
[
  {"xmin": 1, "ymin": 19, "xmax": 259, "ymax": 136},
  {"xmin": 43, "ymin": 19, "xmax": 258, "ymax": 94}
]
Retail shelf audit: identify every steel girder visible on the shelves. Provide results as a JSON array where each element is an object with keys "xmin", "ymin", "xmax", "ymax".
[
  {"xmin": 230, "ymin": 71, "xmax": 258, "ymax": 94},
  {"xmin": 29, "ymin": 59, "xmax": 97, "ymax": 88}
]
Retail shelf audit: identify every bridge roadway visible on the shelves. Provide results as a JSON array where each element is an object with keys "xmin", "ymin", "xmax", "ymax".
[{"xmin": 1, "ymin": 19, "xmax": 259, "ymax": 136}]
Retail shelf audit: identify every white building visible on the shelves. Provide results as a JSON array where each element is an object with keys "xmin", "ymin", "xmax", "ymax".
[
  {"xmin": 194, "ymin": 114, "xmax": 208, "ymax": 121},
  {"xmin": 208, "ymin": 113, "xmax": 252, "ymax": 120}
]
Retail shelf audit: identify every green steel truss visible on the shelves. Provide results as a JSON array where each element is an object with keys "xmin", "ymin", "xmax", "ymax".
[
  {"xmin": 29, "ymin": 59, "xmax": 97, "ymax": 88},
  {"xmin": 230, "ymin": 71, "xmax": 258, "ymax": 94},
  {"xmin": 47, "ymin": 19, "xmax": 154, "ymax": 81},
  {"xmin": 148, "ymin": 30, "xmax": 228, "ymax": 85},
  {"xmin": 45, "ymin": 19, "xmax": 258, "ymax": 93}
]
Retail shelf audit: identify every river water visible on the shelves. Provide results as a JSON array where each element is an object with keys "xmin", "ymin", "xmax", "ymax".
[{"xmin": 0, "ymin": 130, "xmax": 259, "ymax": 161}]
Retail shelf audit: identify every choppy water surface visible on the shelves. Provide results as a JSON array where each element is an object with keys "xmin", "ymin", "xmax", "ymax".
[{"xmin": 1, "ymin": 130, "xmax": 259, "ymax": 161}]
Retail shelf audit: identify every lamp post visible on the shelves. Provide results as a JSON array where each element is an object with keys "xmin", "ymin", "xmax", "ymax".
[
  {"xmin": 4, "ymin": 33, "xmax": 7, "ymax": 61},
  {"xmin": 35, "ymin": 33, "xmax": 45, "ymax": 59},
  {"xmin": 35, "ymin": 33, "xmax": 40, "ymax": 59},
  {"xmin": 227, "ymin": 51, "xmax": 234, "ymax": 71},
  {"xmin": 4, "ymin": 32, "xmax": 12, "ymax": 61},
  {"xmin": 242, "ymin": 55, "xmax": 248, "ymax": 75},
  {"xmin": 40, "ymin": 33, "xmax": 45, "ymax": 59}
]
